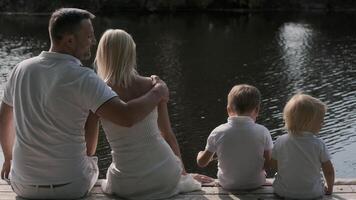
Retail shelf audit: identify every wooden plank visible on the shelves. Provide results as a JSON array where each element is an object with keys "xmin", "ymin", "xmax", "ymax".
[
  {"xmin": 85, "ymin": 193, "xmax": 356, "ymax": 200},
  {"xmin": 2, "ymin": 178, "xmax": 356, "ymax": 200},
  {"xmin": 1, "ymin": 178, "xmax": 355, "ymax": 185},
  {"xmin": 0, "ymin": 185, "xmax": 12, "ymax": 192},
  {"xmin": 0, "ymin": 179, "xmax": 10, "ymax": 185}
]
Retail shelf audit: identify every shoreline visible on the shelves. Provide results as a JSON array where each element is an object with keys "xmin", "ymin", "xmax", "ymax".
[{"xmin": 2, "ymin": 8, "xmax": 356, "ymax": 16}]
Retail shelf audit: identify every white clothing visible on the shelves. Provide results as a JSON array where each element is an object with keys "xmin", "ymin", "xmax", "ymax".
[
  {"xmin": 101, "ymin": 108, "xmax": 200, "ymax": 200},
  {"xmin": 11, "ymin": 157, "xmax": 98, "ymax": 200},
  {"xmin": 205, "ymin": 116, "xmax": 273, "ymax": 190},
  {"xmin": 272, "ymin": 132, "xmax": 331, "ymax": 199},
  {"xmin": 2, "ymin": 51, "xmax": 117, "ymax": 187}
]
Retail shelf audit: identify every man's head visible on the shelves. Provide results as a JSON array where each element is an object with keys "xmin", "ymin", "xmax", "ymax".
[
  {"xmin": 227, "ymin": 84, "xmax": 261, "ymax": 117},
  {"xmin": 49, "ymin": 8, "xmax": 96, "ymax": 60}
]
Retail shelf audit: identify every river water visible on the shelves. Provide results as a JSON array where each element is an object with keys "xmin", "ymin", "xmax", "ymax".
[{"xmin": 0, "ymin": 12, "xmax": 355, "ymax": 178}]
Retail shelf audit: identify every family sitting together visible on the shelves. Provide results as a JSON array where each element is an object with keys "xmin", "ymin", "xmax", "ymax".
[{"xmin": 0, "ymin": 8, "xmax": 334, "ymax": 200}]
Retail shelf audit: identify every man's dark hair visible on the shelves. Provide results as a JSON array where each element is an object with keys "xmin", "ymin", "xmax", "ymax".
[{"xmin": 49, "ymin": 8, "xmax": 95, "ymax": 42}]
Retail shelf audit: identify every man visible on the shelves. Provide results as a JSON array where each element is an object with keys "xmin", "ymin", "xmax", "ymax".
[{"xmin": 0, "ymin": 8, "xmax": 168, "ymax": 199}]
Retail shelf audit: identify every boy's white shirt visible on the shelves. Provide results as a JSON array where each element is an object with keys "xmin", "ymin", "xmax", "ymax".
[
  {"xmin": 205, "ymin": 116, "xmax": 273, "ymax": 190},
  {"xmin": 272, "ymin": 132, "xmax": 331, "ymax": 199}
]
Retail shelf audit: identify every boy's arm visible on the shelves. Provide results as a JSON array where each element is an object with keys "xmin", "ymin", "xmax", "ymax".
[
  {"xmin": 0, "ymin": 102, "xmax": 15, "ymax": 179},
  {"xmin": 197, "ymin": 150, "xmax": 214, "ymax": 168},
  {"xmin": 96, "ymin": 77, "xmax": 168, "ymax": 127},
  {"xmin": 322, "ymin": 160, "xmax": 335, "ymax": 195},
  {"xmin": 84, "ymin": 111, "xmax": 100, "ymax": 156},
  {"xmin": 263, "ymin": 149, "xmax": 272, "ymax": 170}
]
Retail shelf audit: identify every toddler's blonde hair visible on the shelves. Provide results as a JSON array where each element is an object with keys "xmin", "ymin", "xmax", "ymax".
[
  {"xmin": 283, "ymin": 93, "xmax": 326, "ymax": 135},
  {"xmin": 95, "ymin": 29, "xmax": 137, "ymax": 87}
]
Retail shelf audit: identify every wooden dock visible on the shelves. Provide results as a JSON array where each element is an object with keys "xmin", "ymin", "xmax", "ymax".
[{"xmin": 1, "ymin": 179, "xmax": 356, "ymax": 199}]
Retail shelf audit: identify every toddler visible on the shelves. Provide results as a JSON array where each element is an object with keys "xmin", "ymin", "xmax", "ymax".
[{"xmin": 272, "ymin": 93, "xmax": 335, "ymax": 199}]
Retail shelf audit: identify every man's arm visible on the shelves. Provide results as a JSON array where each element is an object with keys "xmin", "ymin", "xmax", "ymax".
[
  {"xmin": 270, "ymin": 158, "xmax": 278, "ymax": 171},
  {"xmin": 96, "ymin": 78, "xmax": 168, "ymax": 127},
  {"xmin": 197, "ymin": 150, "xmax": 214, "ymax": 168},
  {"xmin": 84, "ymin": 111, "xmax": 99, "ymax": 156},
  {"xmin": 263, "ymin": 149, "xmax": 272, "ymax": 170},
  {"xmin": 0, "ymin": 102, "xmax": 15, "ymax": 179}
]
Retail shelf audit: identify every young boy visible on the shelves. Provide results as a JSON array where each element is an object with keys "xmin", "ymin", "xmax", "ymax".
[{"xmin": 197, "ymin": 84, "xmax": 273, "ymax": 190}]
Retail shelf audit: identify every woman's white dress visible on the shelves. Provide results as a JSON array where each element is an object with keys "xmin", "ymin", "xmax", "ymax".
[{"xmin": 101, "ymin": 108, "xmax": 200, "ymax": 200}]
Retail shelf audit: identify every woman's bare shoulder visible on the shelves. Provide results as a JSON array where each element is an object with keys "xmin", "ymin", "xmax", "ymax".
[{"xmin": 135, "ymin": 75, "xmax": 154, "ymax": 94}]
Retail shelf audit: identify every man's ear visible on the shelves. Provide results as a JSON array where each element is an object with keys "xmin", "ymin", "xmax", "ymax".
[
  {"xmin": 254, "ymin": 105, "xmax": 260, "ymax": 116},
  {"xmin": 62, "ymin": 33, "xmax": 76, "ymax": 50}
]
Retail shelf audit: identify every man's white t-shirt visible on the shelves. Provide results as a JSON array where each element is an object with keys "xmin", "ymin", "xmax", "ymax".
[
  {"xmin": 2, "ymin": 51, "xmax": 117, "ymax": 185},
  {"xmin": 205, "ymin": 116, "xmax": 273, "ymax": 190},
  {"xmin": 272, "ymin": 132, "xmax": 331, "ymax": 199}
]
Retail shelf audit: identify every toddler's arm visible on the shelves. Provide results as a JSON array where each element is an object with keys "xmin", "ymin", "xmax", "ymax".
[
  {"xmin": 322, "ymin": 160, "xmax": 335, "ymax": 195},
  {"xmin": 85, "ymin": 111, "xmax": 100, "ymax": 156},
  {"xmin": 197, "ymin": 150, "xmax": 214, "ymax": 168}
]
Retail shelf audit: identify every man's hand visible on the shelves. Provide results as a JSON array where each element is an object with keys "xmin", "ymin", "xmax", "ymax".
[
  {"xmin": 1, "ymin": 159, "xmax": 11, "ymax": 180},
  {"xmin": 151, "ymin": 75, "xmax": 169, "ymax": 102}
]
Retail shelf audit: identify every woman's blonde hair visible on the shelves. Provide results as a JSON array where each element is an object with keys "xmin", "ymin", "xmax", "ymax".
[
  {"xmin": 95, "ymin": 29, "xmax": 137, "ymax": 87},
  {"xmin": 283, "ymin": 93, "xmax": 327, "ymax": 135}
]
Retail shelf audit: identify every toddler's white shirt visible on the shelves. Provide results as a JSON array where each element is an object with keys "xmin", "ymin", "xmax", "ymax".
[{"xmin": 272, "ymin": 132, "xmax": 331, "ymax": 199}]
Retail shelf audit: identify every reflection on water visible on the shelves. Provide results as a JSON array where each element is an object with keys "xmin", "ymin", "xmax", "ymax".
[
  {"xmin": 0, "ymin": 13, "xmax": 355, "ymax": 178},
  {"xmin": 278, "ymin": 23, "xmax": 314, "ymax": 91}
]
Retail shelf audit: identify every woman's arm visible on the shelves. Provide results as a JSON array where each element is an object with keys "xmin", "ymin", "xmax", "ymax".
[
  {"xmin": 85, "ymin": 111, "xmax": 100, "ymax": 156},
  {"xmin": 157, "ymin": 101, "xmax": 186, "ymax": 173}
]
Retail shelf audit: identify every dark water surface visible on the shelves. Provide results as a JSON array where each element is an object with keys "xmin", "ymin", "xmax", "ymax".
[{"xmin": 0, "ymin": 13, "xmax": 355, "ymax": 178}]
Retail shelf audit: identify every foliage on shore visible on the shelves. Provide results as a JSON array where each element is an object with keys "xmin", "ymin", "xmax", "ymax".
[{"xmin": 1, "ymin": 0, "xmax": 356, "ymax": 13}]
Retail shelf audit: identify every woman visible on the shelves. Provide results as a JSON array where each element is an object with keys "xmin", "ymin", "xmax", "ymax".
[{"xmin": 93, "ymin": 29, "xmax": 209, "ymax": 200}]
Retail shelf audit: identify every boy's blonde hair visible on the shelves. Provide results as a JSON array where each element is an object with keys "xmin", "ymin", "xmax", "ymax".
[
  {"xmin": 95, "ymin": 29, "xmax": 137, "ymax": 87},
  {"xmin": 228, "ymin": 84, "xmax": 261, "ymax": 114},
  {"xmin": 283, "ymin": 94, "xmax": 327, "ymax": 135}
]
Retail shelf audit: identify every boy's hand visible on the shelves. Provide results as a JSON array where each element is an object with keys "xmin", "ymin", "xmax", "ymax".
[
  {"xmin": 324, "ymin": 186, "xmax": 333, "ymax": 195},
  {"xmin": 1, "ymin": 159, "xmax": 11, "ymax": 180},
  {"xmin": 191, "ymin": 173, "xmax": 215, "ymax": 184}
]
